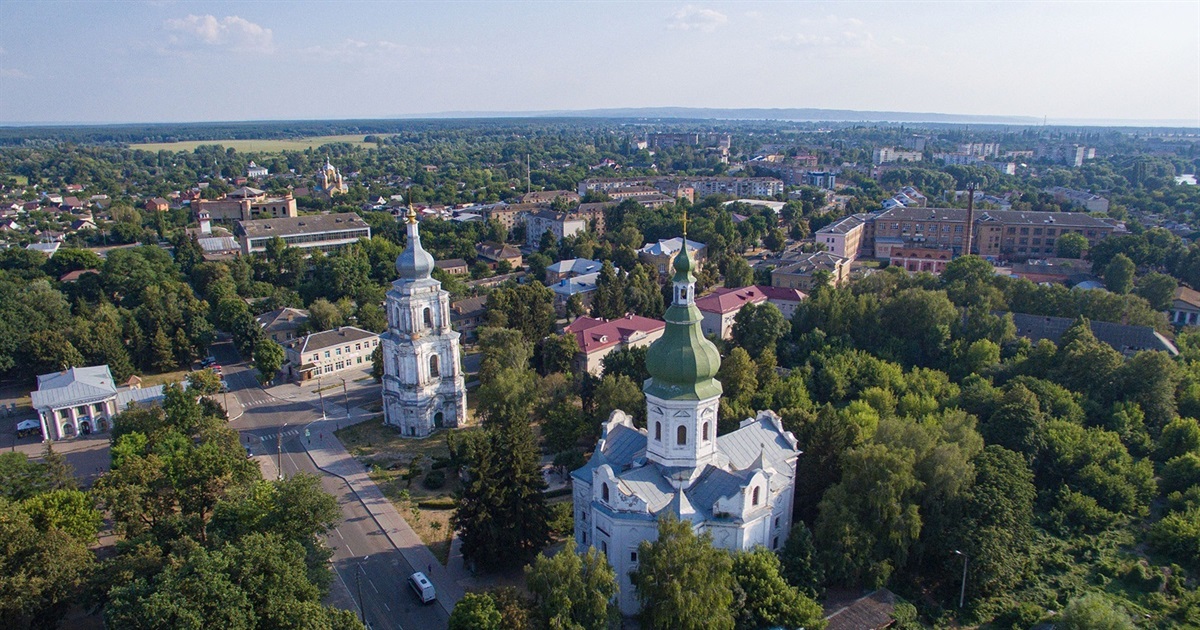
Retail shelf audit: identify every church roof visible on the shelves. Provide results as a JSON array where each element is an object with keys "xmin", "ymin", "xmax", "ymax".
[
  {"xmin": 396, "ymin": 208, "xmax": 436, "ymax": 281},
  {"xmin": 573, "ymin": 411, "xmax": 800, "ymax": 520},
  {"xmin": 644, "ymin": 231, "xmax": 722, "ymax": 401}
]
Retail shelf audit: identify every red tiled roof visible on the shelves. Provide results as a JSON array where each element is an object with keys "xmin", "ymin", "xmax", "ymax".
[
  {"xmin": 694, "ymin": 286, "xmax": 769, "ymax": 314},
  {"xmin": 756, "ymin": 285, "xmax": 807, "ymax": 302},
  {"xmin": 565, "ymin": 314, "xmax": 664, "ymax": 354}
]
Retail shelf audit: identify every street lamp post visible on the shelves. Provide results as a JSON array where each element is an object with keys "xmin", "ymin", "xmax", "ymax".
[
  {"xmin": 277, "ymin": 422, "xmax": 287, "ymax": 481},
  {"xmin": 340, "ymin": 377, "xmax": 350, "ymax": 419},
  {"xmin": 953, "ymin": 550, "xmax": 968, "ymax": 609},
  {"xmin": 356, "ymin": 556, "xmax": 369, "ymax": 625}
]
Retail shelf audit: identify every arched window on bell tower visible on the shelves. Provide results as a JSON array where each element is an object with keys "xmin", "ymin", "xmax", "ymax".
[
  {"xmin": 429, "ymin": 354, "xmax": 440, "ymax": 378},
  {"xmin": 423, "ymin": 307, "xmax": 432, "ymax": 329},
  {"xmin": 677, "ymin": 425, "xmax": 687, "ymax": 446}
]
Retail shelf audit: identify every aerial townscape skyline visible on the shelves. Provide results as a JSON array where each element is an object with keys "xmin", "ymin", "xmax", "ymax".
[
  {"xmin": 0, "ymin": 1, "xmax": 1198, "ymax": 125},
  {"xmin": 2, "ymin": 2, "xmax": 1200, "ymax": 630}
]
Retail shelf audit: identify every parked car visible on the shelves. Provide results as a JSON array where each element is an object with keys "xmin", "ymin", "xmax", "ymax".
[
  {"xmin": 219, "ymin": 380, "xmax": 230, "ymax": 392},
  {"xmin": 408, "ymin": 572, "xmax": 436, "ymax": 604},
  {"xmin": 200, "ymin": 356, "xmax": 218, "ymax": 367}
]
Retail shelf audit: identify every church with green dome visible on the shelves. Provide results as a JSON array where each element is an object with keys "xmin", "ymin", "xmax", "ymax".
[{"xmin": 572, "ymin": 230, "xmax": 803, "ymax": 615}]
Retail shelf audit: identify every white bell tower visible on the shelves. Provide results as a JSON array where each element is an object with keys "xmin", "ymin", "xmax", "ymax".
[{"xmin": 381, "ymin": 207, "xmax": 468, "ymax": 437}]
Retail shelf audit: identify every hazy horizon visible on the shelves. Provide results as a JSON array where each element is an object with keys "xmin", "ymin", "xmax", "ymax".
[{"xmin": 1, "ymin": 1, "xmax": 1197, "ymax": 126}]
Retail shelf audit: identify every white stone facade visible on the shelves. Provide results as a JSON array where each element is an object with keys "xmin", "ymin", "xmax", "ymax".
[{"xmin": 381, "ymin": 215, "xmax": 468, "ymax": 438}]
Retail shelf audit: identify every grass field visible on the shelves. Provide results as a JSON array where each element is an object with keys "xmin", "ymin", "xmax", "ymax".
[{"xmin": 130, "ymin": 134, "xmax": 392, "ymax": 153}]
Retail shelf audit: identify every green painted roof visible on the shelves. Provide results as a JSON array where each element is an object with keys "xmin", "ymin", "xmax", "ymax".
[{"xmin": 644, "ymin": 302, "xmax": 722, "ymax": 401}]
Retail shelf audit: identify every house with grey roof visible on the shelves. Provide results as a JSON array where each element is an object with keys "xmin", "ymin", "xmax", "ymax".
[
  {"xmin": 255, "ymin": 307, "xmax": 310, "ymax": 344},
  {"xmin": 31, "ymin": 365, "xmax": 171, "ymax": 440}
]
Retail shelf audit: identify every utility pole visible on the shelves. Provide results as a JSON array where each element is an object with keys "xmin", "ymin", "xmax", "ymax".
[
  {"xmin": 962, "ymin": 182, "xmax": 976, "ymax": 258},
  {"xmin": 526, "ymin": 153, "xmax": 531, "ymax": 195}
]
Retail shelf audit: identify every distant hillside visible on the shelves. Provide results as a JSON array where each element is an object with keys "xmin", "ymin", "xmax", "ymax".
[{"xmin": 420, "ymin": 106, "xmax": 1044, "ymax": 125}]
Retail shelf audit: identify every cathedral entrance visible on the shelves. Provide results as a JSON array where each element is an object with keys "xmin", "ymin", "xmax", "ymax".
[{"xmin": 434, "ymin": 412, "xmax": 444, "ymax": 428}]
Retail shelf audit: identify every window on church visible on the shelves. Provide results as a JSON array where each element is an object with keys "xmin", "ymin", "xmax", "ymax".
[
  {"xmin": 630, "ymin": 551, "xmax": 638, "ymax": 562},
  {"xmin": 702, "ymin": 422, "xmax": 709, "ymax": 441},
  {"xmin": 429, "ymin": 354, "xmax": 440, "ymax": 378},
  {"xmin": 655, "ymin": 422, "xmax": 661, "ymax": 441},
  {"xmin": 677, "ymin": 425, "xmax": 687, "ymax": 446},
  {"xmin": 602, "ymin": 483, "xmax": 609, "ymax": 502},
  {"xmin": 752, "ymin": 487, "xmax": 760, "ymax": 506},
  {"xmin": 423, "ymin": 307, "xmax": 432, "ymax": 328}
]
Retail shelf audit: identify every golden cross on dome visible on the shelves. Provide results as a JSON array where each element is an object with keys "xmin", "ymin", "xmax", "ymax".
[
  {"xmin": 681, "ymin": 211, "xmax": 688, "ymax": 237},
  {"xmin": 407, "ymin": 202, "xmax": 417, "ymax": 225}
]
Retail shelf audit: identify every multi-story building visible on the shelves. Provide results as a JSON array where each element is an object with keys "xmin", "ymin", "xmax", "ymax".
[
  {"xmin": 525, "ymin": 209, "xmax": 588, "ymax": 247},
  {"xmin": 522, "ymin": 190, "xmax": 580, "ymax": 205},
  {"xmin": 194, "ymin": 186, "xmax": 298, "ymax": 222},
  {"xmin": 381, "ymin": 209, "xmax": 468, "ymax": 437},
  {"xmin": 572, "ymin": 244, "xmax": 801, "ymax": 615},
  {"xmin": 286, "ymin": 326, "xmax": 379, "ymax": 381},
  {"xmin": 564, "ymin": 314, "xmax": 665, "ymax": 375},
  {"xmin": 236, "ymin": 213, "xmax": 371, "ymax": 255},
  {"xmin": 771, "ymin": 252, "xmax": 851, "ymax": 291},
  {"xmin": 814, "ymin": 213, "xmax": 871, "ymax": 262},
  {"xmin": 434, "ymin": 258, "xmax": 469, "ymax": 276},
  {"xmin": 450, "ymin": 296, "xmax": 487, "ymax": 341},
  {"xmin": 806, "ymin": 171, "xmax": 837, "ymax": 189},
  {"xmin": 638, "ymin": 237, "xmax": 707, "ymax": 278},
  {"xmin": 31, "ymin": 365, "xmax": 170, "ymax": 440},
  {"xmin": 870, "ymin": 206, "xmax": 1117, "ymax": 260},
  {"xmin": 695, "ymin": 286, "xmax": 769, "ymax": 339},
  {"xmin": 873, "ymin": 147, "xmax": 923, "ymax": 164},
  {"xmin": 683, "ymin": 177, "xmax": 784, "ymax": 198}
]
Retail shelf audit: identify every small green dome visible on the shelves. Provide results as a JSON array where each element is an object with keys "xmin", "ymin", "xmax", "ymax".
[
  {"xmin": 673, "ymin": 242, "xmax": 694, "ymax": 278},
  {"xmin": 644, "ymin": 303, "xmax": 722, "ymax": 401}
]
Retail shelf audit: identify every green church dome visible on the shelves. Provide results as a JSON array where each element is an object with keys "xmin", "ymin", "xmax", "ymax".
[{"xmin": 644, "ymin": 237, "xmax": 723, "ymax": 401}]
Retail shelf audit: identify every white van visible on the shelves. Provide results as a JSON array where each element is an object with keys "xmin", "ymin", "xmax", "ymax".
[{"xmin": 408, "ymin": 572, "xmax": 436, "ymax": 604}]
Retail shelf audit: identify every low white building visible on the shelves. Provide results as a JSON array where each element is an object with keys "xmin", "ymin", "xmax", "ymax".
[
  {"xmin": 31, "ymin": 365, "xmax": 170, "ymax": 440},
  {"xmin": 287, "ymin": 326, "xmax": 379, "ymax": 381}
]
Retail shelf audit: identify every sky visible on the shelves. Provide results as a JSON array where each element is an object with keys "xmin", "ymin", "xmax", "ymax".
[{"xmin": 1, "ymin": 1, "xmax": 1197, "ymax": 125}]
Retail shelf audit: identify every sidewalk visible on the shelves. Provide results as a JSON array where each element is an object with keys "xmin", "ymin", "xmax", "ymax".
[{"xmin": 299, "ymin": 410, "xmax": 467, "ymax": 616}]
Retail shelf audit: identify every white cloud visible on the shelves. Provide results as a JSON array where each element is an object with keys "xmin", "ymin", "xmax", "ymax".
[
  {"xmin": 772, "ymin": 16, "xmax": 877, "ymax": 54},
  {"xmin": 667, "ymin": 5, "xmax": 728, "ymax": 33},
  {"xmin": 165, "ymin": 14, "xmax": 274, "ymax": 53},
  {"xmin": 0, "ymin": 68, "xmax": 29, "ymax": 79}
]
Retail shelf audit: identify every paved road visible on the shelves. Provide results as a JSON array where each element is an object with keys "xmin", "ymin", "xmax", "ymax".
[{"xmin": 212, "ymin": 342, "xmax": 449, "ymax": 630}]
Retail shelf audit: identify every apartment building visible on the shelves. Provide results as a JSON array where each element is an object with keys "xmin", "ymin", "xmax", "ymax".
[
  {"xmin": 814, "ymin": 213, "xmax": 872, "ymax": 262},
  {"xmin": 873, "ymin": 147, "xmax": 924, "ymax": 164},
  {"xmin": 525, "ymin": 209, "xmax": 589, "ymax": 247},
  {"xmin": 1045, "ymin": 187, "xmax": 1111, "ymax": 213},
  {"xmin": 638, "ymin": 237, "xmax": 707, "ymax": 278},
  {"xmin": 771, "ymin": 252, "xmax": 851, "ymax": 292}
]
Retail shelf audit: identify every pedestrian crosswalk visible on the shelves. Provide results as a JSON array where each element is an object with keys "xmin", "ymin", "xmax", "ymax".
[{"xmin": 258, "ymin": 429, "xmax": 302, "ymax": 442}]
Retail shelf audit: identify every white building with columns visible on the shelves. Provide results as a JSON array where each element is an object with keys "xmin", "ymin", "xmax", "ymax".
[
  {"xmin": 572, "ymin": 234, "xmax": 802, "ymax": 615},
  {"xmin": 381, "ymin": 208, "xmax": 468, "ymax": 437},
  {"xmin": 31, "ymin": 365, "xmax": 170, "ymax": 440}
]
